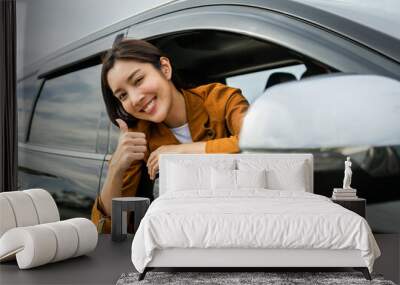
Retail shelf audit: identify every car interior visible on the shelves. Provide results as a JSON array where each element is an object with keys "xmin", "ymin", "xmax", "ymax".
[{"xmin": 149, "ymin": 30, "xmax": 336, "ymax": 87}]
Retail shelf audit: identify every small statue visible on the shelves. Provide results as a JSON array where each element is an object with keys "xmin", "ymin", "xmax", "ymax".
[{"xmin": 342, "ymin": 156, "xmax": 353, "ymax": 189}]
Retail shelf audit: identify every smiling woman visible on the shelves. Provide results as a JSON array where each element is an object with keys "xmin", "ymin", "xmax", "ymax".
[{"xmin": 91, "ymin": 38, "xmax": 250, "ymax": 233}]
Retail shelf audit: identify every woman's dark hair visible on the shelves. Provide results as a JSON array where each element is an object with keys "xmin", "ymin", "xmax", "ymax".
[{"xmin": 101, "ymin": 38, "xmax": 187, "ymax": 127}]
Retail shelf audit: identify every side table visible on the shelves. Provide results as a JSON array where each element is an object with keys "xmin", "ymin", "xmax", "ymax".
[
  {"xmin": 112, "ymin": 197, "xmax": 150, "ymax": 241},
  {"xmin": 331, "ymin": 197, "xmax": 366, "ymax": 218}
]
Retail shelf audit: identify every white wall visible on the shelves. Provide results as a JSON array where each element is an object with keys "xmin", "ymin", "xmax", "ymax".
[{"xmin": 16, "ymin": 0, "xmax": 174, "ymax": 75}]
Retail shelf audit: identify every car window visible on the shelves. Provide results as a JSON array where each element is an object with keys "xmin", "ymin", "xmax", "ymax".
[
  {"xmin": 29, "ymin": 65, "xmax": 104, "ymax": 152},
  {"xmin": 226, "ymin": 64, "xmax": 306, "ymax": 103}
]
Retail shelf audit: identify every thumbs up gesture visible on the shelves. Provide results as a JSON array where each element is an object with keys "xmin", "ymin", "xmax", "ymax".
[{"xmin": 109, "ymin": 119, "xmax": 147, "ymax": 174}]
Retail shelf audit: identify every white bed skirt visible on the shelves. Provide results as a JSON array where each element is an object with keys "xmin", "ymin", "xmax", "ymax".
[{"xmin": 147, "ymin": 248, "xmax": 366, "ymax": 268}]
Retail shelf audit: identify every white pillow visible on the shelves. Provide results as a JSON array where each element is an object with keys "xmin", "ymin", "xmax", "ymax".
[
  {"xmin": 167, "ymin": 163, "xmax": 208, "ymax": 191},
  {"xmin": 236, "ymin": 169, "xmax": 267, "ymax": 188},
  {"xmin": 166, "ymin": 160, "xmax": 235, "ymax": 192},
  {"xmin": 237, "ymin": 159, "xmax": 307, "ymax": 191},
  {"xmin": 211, "ymin": 168, "xmax": 236, "ymax": 190},
  {"xmin": 211, "ymin": 168, "xmax": 267, "ymax": 190},
  {"xmin": 266, "ymin": 164, "xmax": 306, "ymax": 191}
]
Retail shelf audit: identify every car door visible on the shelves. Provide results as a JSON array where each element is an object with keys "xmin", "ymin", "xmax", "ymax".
[{"xmin": 18, "ymin": 30, "xmax": 127, "ymax": 219}]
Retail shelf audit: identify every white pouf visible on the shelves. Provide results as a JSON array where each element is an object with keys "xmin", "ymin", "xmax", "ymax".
[
  {"xmin": 0, "ymin": 189, "xmax": 97, "ymax": 269},
  {"xmin": 0, "ymin": 218, "xmax": 98, "ymax": 269},
  {"xmin": 0, "ymin": 189, "xmax": 60, "ymax": 237}
]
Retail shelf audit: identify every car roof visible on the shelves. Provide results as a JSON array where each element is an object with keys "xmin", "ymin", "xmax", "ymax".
[{"xmin": 292, "ymin": 0, "xmax": 400, "ymax": 41}]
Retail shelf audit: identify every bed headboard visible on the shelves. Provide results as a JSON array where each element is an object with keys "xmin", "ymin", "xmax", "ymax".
[{"xmin": 159, "ymin": 153, "xmax": 313, "ymax": 196}]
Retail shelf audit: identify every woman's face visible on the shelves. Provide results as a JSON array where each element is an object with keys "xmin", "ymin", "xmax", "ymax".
[{"xmin": 107, "ymin": 57, "xmax": 173, "ymax": 123}]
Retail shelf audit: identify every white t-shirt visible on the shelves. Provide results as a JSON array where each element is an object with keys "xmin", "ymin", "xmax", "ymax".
[{"xmin": 170, "ymin": 123, "xmax": 193, "ymax": 144}]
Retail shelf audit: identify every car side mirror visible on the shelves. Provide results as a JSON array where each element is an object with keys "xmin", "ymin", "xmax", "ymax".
[{"xmin": 239, "ymin": 74, "xmax": 400, "ymax": 150}]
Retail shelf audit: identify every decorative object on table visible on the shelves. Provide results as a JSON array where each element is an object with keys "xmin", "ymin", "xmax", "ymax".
[
  {"xmin": 332, "ymin": 157, "xmax": 358, "ymax": 200},
  {"xmin": 112, "ymin": 197, "xmax": 150, "ymax": 242},
  {"xmin": 343, "ymin": 156, "xmax": 353, "ymax": 189},
  {"xmin": 0, "ymin": 189, "xmax": 98, "ymax": 269},
  {"xmin": 331, "ymin": 198, "xmax": 366, "ymax": 218},
  {"xmin": 332, "ymin": 188, "xmax": 358, "ymax": 200}
]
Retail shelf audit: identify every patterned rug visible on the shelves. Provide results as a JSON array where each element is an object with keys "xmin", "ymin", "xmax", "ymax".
[{"xmin": 116, "ymin": 271, "xmax": 396, "ymax": 285}]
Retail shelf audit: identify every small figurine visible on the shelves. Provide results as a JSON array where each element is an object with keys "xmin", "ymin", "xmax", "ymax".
[{"xmin": 343, "ymin": 156, "xmax": 353, "ymax": 189}]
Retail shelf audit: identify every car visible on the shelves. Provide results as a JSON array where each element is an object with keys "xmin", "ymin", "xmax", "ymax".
[{"xmin": 17, "ymin": 0, "xmax": 400, "ymax": 233}]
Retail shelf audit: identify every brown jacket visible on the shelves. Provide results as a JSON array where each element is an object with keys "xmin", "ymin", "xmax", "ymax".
[{"xmin": 91, "ymin": 82, "xmax": 249, "ymax": 233}]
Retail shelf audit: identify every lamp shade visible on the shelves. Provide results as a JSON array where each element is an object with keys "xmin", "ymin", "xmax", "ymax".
[{"xmin": 239, "ymin": 74, "xmax": 400, "ymax": 150}]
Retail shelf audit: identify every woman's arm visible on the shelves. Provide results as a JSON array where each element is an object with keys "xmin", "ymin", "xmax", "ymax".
[
  {"xmin": 205, "ymin": 90, "xmax": 249, "ymax": 153},
  {"xmin": 100, "ymin": 120, "xmax": 147, "ymax": 214},
  {"xmin": 91, "ymin": 119, "xmax": 147, "ymax": 231},
  {"xmin": 92, "ymin": 161, "xmax": 141, "ymax": 217},
  {"xmin": 91, "ymin": 160, "xmax": 143, "ymax": 233},
  {"xmin": 146, "ymin": 142, "xmax": 206, "ymax": 180},
  {"xmin": 178, "ymin": 141, "xmax": 206, "ymax": 153},
  {"xmin": 99, "ymin": 165, "xmax": 125, "ymax": 216}
]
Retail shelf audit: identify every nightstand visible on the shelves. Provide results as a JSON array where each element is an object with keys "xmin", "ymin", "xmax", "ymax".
[
  {"xmin": 331, "ymin": 197, "xmax": 366, "ymax": 218},
  {"xmin": 111, "ymin": 197, "xmax": 150, "ymax": 241}
]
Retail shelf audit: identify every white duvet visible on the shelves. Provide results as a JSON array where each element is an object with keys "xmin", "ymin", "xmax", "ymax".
[{"xmin": 131, "ymin": 190, "xmax": 380, "ymax": 273}]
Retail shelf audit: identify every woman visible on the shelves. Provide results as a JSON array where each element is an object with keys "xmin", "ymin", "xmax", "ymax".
[{"xmin": 91, "ymin": 38, "xmax": 249, "ymax": 233}]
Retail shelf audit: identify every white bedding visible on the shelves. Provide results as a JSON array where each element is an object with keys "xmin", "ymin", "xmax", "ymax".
[{"xmin": 131, "ymin": 190, "xmax": 380, "ymax": 273}]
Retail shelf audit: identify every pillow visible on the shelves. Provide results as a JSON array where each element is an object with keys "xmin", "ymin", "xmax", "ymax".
[
  {"xmin": 237, "ymin": 159, "xmax": 307, "ymax": 191},
  {"xmin": 266, "ymin": 163, "xmax": 306, "ymax": 191},
  {"xmin": 167, "ymin": 163, "xmax": 209, "ymax": 191},
  {"xmin": 211, "ymin": 168, "xmax": 267, "ymax": 190},
  {"xmin": 166, "ymin": 160, "xmax": 235, "ymax": 192},
  {"xmin": 236, "ymin": 169, "xmax": 267, "ymax": 188},
  {"xmin": 211, "ymin": 168, "xmax": 236, "ymax": 190}
]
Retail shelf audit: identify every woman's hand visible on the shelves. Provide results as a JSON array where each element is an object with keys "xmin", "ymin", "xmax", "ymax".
[
  {"xmin": 147, "ymin": 142, "xmax": 206, "ymax": 180},
  {"xmin": 147, "ymin": 145, "xmax": 183, "ymax": 180},
  {"xmin": 110, "ymin": 119, "xmax": 147, "ymax": 175}
]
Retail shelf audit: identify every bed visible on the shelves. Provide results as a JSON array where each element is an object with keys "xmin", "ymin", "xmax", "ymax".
[{"xmin": 131, "ymin": 153, "xmax": 380, "ymax": 280}]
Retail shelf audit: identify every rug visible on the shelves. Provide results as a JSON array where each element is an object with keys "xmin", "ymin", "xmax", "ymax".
[{"xmin": 116, "ymin": 271, "xmax": 396, "ymax": 285}]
